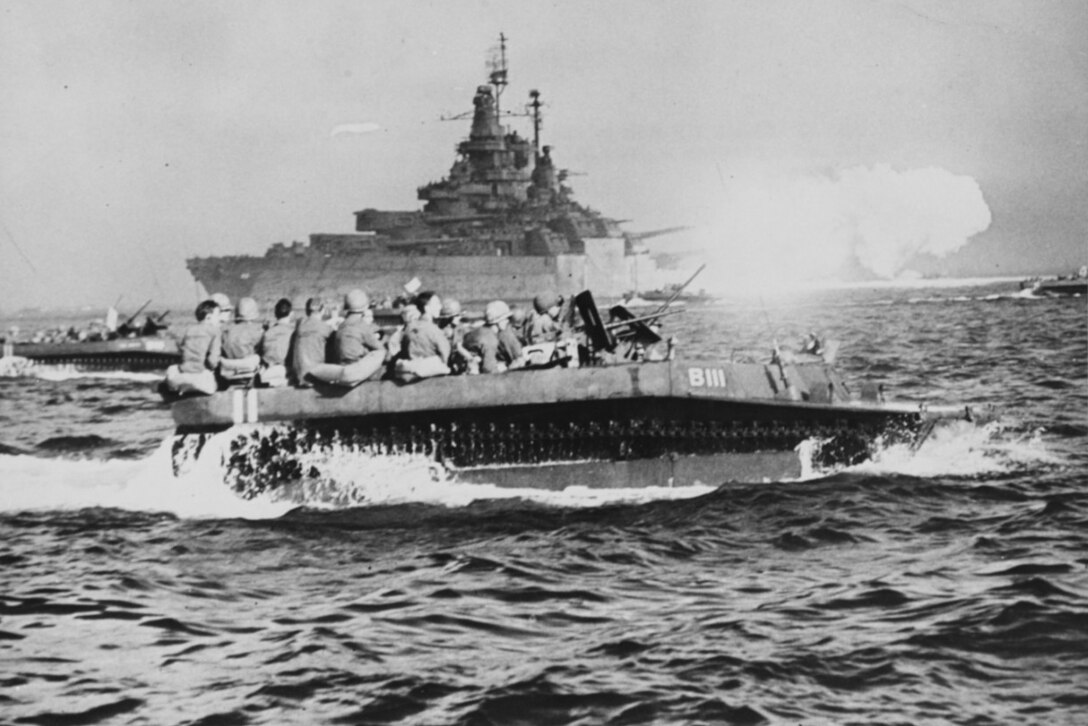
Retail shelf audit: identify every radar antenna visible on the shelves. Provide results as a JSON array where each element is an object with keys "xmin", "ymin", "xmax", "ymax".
[{"xmin": 441, "ymin": 34, "xmax": 536, "ymax": 128}]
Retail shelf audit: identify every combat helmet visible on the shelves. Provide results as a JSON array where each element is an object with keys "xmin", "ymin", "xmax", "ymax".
[
  {"xmin": 438, "ymin": 298, "xmax": 462, "ymax": 319},
  {"xmin": 236, "ymin": 297, "xmax": 259, "ymax": 322},
  {"xmin": 344, "ymin": 289, "xmax": 369, "ymax": 314},
  {"xmin": 485, "ymin": 300, "xmax": 512, "ymax": 325},
  {"xmin": 533, "ymin": 293, "xmax": 562, "ymax": 315},
  {"xmin": 210, "ymin": 292, "xmax": 232, "ymax": 313}
]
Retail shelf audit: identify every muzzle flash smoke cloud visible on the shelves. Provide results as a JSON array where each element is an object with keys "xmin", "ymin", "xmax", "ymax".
[{"xmin": 703, "ymin": 164, "xmax": 991, "ymax": 288}]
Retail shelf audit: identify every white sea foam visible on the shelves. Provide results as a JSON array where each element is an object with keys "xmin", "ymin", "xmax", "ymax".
[
  {"xmin": 33, "ymin": 368, "xmax": 163, "ymax": 382},
  {"xmin": 0, "ymin": 432, "xmax": 718, "ymax": 517},
  {"xmin": 0, "ymin": 439, "xmax": 293, "ymax": 520},
  {"xmin": 0, "ymin": 359, "xmax": 163, "ymax": 382},
  {"xmin": 848, "ymin": 418, "xmax": 1057, "ymax": 479}
]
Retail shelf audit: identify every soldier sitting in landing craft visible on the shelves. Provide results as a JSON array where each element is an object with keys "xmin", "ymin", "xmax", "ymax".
[
  {"xmin": 257, "ymin": 298, "xmax": 294, "ymax": 387},
  {"xmin": 210, "ymin": 293, "xmax": 234, "ymax": 329},
  {"xmin": 526, "ymin": 293, "xmax": 566, "ymax": 345},
  {"xmin": 290, "ymin": 298, "xmax": 333, "ymax": 387},
  {"xmin": 394, "ymin": 290, "xmax": 451, "ymax": 382},
  {"xmin": 435, "ymin": 298, "xmax": 473, "ymax": 374},
  {"xmin": 383, "ymin": 303, "xmax": 418, "ymax": 374},
  {"xmin": 508, "ymin": 305, "xmax": 529, "ymax": 346},
  {"xmin": 218, "ymin": 297, "xmax": 263, "ymax": 383},
  {"xmin": 463, "ymin": 300, "xmax": 525, "ymax": 374},
  {"xmin": 308, "ymin": 289, "xmax": 387, "ymax": 387},
  {"xmin": 163, "ymin": 299, "xmax": 221, "ymax": 396}
]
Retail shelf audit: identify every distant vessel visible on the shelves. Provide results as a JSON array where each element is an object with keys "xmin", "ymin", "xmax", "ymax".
[
  {"xmin": 187, "ymin": 35, "xmax": 682, "ymax": 308},
  {"xmin": 622, "ymin": 264, "xmax": 714, "ymax": 308},
  {"xmin": 2, "ymin": 336, "xmax": 179, "ymax": 375},
  {"xmin": 636, "ymin": 286, "xmax": 716, "ymax": 305},
  {"xmin": 1020, "ymin": 266, "xmax": 1088, "ymax": 296},
  {"xmin": 0, "ymin": 304, "xmax": 178, "ymax": 375}
]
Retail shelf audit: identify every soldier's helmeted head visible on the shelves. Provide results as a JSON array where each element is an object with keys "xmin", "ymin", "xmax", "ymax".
[
  {"xmin": 438, "ymin": 298, "xmax": 462, "ymax": 320},
  {"xmin": 533, "ymin": 293, "xmax": 562, "ymax": 316},
  {"xmin": 344, "ymin": 289, "xmax": 369, "ymax": 314},
  {"xmin": 236, "ymin": 297, "xmax": 259, "ymax": 322},
  {"xmin": 485, "ymin": 300, "xmax": 512, "ymax": 327}
]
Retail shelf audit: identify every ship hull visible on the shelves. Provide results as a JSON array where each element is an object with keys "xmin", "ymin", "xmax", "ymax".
[{"xmin": 187, "ymin": 239, "xmax": 654, "ymax": 308}]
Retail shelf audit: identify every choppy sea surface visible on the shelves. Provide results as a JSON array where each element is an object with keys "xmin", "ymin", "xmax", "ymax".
[{"xmin": 1, "ymin": 280, "xmax": 1085, "ymax": 725}]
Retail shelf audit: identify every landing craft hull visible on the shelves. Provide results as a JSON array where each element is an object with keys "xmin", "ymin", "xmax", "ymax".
[
  {"xmin": 168, "ymin": 358, "xmax": 978, "ymax": 497},
  {"xmin": 442, "ymin": 453, "xmax": 805, "ymax": 490},
  {"xmin": 1031, "ymin": 280, "xmax": 1087, "ymax": 297},
  {"xmin": 1020, "ymin": 270, "xmax": 1088, "ymax": 297}
]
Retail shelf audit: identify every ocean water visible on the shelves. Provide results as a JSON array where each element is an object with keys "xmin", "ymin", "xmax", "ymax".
[{"xmin": 1, "ymin": 280, "xmax": 1085, "ymax": 725}]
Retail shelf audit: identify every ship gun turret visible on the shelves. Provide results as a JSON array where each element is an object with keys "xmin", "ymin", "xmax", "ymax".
[{"xmin": 625, "ymin": 226, "xmax": 691, "ymax": 242}]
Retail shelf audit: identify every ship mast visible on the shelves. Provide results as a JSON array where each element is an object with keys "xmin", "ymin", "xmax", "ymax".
[
  {"xmin": 529, "ymin": 89, "xmax": 542, "ymax": 160},
  {"xmin": 488, "ymin": 32, "xmax": 508, "ymax": 120}
]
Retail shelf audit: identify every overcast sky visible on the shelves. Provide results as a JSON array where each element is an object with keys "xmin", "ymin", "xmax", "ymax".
[{"xmin": 1, "ymin": 0, "xmax": 1085, "ymax": 309}]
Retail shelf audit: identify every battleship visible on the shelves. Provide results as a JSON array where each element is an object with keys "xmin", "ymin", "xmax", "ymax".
[{"xmin": 187, "ymin": 36, "xmax": 680, "ymax": 309}]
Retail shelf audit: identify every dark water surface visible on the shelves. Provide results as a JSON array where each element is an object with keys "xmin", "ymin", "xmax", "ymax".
[{"xmin": 1, "ymin": 281, "xmax": 1086, "ymax": 725}]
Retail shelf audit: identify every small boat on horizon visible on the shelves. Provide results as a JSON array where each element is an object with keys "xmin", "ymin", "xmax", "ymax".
[{"xmin": 1019, "ymin": 266, "xmax": 1087, "ymax": 297}]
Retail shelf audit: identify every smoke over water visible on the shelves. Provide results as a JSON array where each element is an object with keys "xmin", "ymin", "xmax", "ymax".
[{"xmin": 699, "ymin": 165, "xmax": 991, "ymax": 291}]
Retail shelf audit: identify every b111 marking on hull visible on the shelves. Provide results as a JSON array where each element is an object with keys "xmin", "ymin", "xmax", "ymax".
[{"xmin": 688, "ymin": 368, "xmax": 728, "ymax": 387}]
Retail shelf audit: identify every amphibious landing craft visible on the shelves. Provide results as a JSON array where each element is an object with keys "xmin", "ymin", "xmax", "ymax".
[
  {"xmin": 164, "ymin": 292, "xmax": 987, "ymax": 501},
  {"xmin": 1, "ymin": 302, "xmax": 178, "ymax": 375}
]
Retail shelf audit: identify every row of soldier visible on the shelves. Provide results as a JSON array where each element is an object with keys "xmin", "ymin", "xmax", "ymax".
[{"xmin": 163, "ymin": 290, "xmax": 571, "ymax": 396}]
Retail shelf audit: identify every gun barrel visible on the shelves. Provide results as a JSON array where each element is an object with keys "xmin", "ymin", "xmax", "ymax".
[
  {"xmin": 627, "ymin": 226, "xmax": 690, "ymax": 241},
  {"xmin": 123, "ymin": 299, "xmax": 153, "ymax": 327},
  {"xmin": 603, "ymin": 308, "xmax": 684, "ymax": 330}
]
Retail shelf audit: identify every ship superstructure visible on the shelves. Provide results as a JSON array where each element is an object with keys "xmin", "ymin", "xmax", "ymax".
[{"xmin": 187, "ymin": 36, "xmax": 674, "ymax": 307}]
